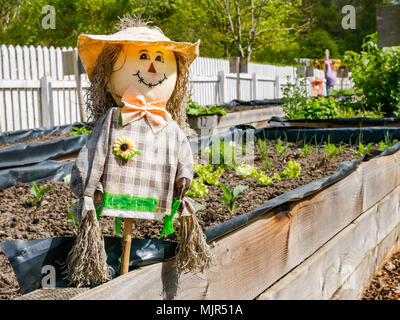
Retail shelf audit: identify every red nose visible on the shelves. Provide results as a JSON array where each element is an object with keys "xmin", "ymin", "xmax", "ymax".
[{"xmin": 148, "ymin": 63, "xmax": 156, "ymax": 74}]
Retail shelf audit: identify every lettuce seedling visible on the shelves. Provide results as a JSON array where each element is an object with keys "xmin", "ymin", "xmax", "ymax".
[
  {"xmin": 280, "ymin": 160, "xmax": 301, "ymax": 179},
  {"xmin": 186, "ymin": 179, "xmax": 208, "ymax": 198},
  {"xmin": 194, "ymin": 163, "xmax": 224, "ymax": 185}
]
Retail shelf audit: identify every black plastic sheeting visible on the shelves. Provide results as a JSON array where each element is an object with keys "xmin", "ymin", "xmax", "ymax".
[
  {"xmin": 270, "ymin": 116, "xmax": 400, "ymax": 126},
  {"xmin": 255, "ymin": 126, "xmax": 400, "ymax": 145},
  {"xmin": 2, "ymin": 125, "xmax": 400, "ymax": 295},
  {"xmin": 0, "ymin": 237, "xmax": 176, "ymax": 294},
  {"xmin": 0, "ymin": 122, "xmax": 88, "ymax": 146},
  {"xmin": 0, "ymin": 160, "xmax": 73, "ymax": 190},
  {"xmin": 0, "ymin": 135, "xmax": 88, "ymax": 169}
]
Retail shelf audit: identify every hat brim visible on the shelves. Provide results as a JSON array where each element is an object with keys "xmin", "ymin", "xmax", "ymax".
[{"xmin": 78, "ymin": 34, "xmax": 200, "ymax": 81}]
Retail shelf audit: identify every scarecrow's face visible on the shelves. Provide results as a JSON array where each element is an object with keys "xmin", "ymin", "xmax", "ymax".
[{"xmin": 109, "ymin": 45, "xmax": 177, "ymax": 105}]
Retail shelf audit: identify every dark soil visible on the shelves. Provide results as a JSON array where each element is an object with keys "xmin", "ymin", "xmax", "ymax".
[
  {"xmin": 362, "ymin": 251, "xmax": 400, "ymax": 300},
  {"xmin": 0, "ymin": 141, "xmax": 369, "ymax": 300},
  {"xmin": 0, "ymin": 134, "xmax": 71, "ymax": 150}
]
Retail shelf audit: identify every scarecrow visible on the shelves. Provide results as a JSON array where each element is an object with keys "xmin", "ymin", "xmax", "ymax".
[{"xmin": 66, "ymin": 16, "xmax": 212, "ymax": 287}]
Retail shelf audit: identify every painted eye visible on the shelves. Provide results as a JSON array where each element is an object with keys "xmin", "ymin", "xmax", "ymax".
[
  {"xmin": 155, "ymin": 55, "xmax": 164, "ymax": 63},
  {"xmin": 140, "ymin": 53, "xmax": 150, "ymax": 60}
]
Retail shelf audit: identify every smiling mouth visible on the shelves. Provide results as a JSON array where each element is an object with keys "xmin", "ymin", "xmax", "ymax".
[{"xmin": 132, "ymin": 71, "xmax": 168, "ymax": 89}]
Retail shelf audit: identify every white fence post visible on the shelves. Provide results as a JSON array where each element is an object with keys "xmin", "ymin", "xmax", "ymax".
[
  {"xmin": 274, "ymin": 75, "xmax": 281, "ymax": 99},
  {"xmin": 252, "ymin": 73, "xmax": 257, "ymax": 100},
  {"xmin": 218, "ymin": 70, "xmax": 226, "ymax": 104},
  {"xmin": 40, "ymin": 76, "xmax": 54, "ymax": 127}
]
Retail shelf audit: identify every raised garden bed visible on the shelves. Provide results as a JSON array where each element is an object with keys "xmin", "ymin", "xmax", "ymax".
[
  {"xmin": 269, "ymin": 116, "xmax": 400, "ymax": 129},
  {"xmin": 188, "ymin": 99, "xmax": 284, "ymax": 136},
  {"xmin": 1, "ymin": 125, "xmax": 400, "ymax": 300},
  {"xmin": 0, "ymin": 123, "xmax": 91, "ymax": 191}
]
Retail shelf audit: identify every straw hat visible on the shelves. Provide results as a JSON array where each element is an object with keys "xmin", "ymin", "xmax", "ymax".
[{"xmin": 78, "ymin": 27, "xmax": 200, "ymax": 81}]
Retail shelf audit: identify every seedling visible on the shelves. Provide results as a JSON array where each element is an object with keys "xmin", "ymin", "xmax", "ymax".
[
  {"xmin": 280, "ymin": 160, "xmax": 301, "ymax": 179},
  {"xmin": 235, "ymin": 163, "xmax": 258, "ymax": 178},
  {"xmin": 194, "ymin": 163, "xmax": 224, "ymax": 185},
  {"xmin": 27, "ymin": 182, "xmax": 54, "ymax": 207},
  {"xmin": 207, "ymin": 139, "xmax": 237, "ymax": 169},
  {"xmin": 255, "ymin": 171, "xmax": 273, "ymax": 186},
  {"xmin": 257, "ymin": 139, "xmax": 273, "ymax": 169},
  {"xmin": 272, "ymin": 173, "xmax": 282, "ymax": 182},
  {"xmin": 275, "ymin": 139, "xmax": 291, "ymax": 157},
  {"xmin": 69, "ymin": 126, "xmax": 92, "ymax": 136},
  {"xmin": 350, "ymin": 142, "xmax": 374, "ymax": 157},
  {"xmin": 219, "ymin": 183, "xmax": 248, "ymax": 215},
  {"xmin": 186, "ymin": 179, "xmax": 208, "ymax": 198},
  {"xmin": 300, "ymin": 144, "xmax": 314, "ymax": 157},
  {"xmin": 378, "ymin": 133, "xmax": 398, "ymax": 151},
  {"xmin": 323, "ymin": 143, "xmax": 345, "ymax": 159}
]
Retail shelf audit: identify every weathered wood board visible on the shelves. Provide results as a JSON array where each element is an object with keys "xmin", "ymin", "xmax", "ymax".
[
  {"xmin": 73, "ymin": 151, "xmax": 400, "ymax": 300},
  {"xmin": 189, "ymin": 106, "xmax": 283, "ymax": 136},
  {"xmin": 257, "ymin": 184, "xmax": 400, "ymax": 300}
]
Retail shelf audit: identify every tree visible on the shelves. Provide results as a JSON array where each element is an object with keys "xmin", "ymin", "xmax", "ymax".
[{"xmin": 200, "ymin": 0, "xmax": 306, "ymax": 60}]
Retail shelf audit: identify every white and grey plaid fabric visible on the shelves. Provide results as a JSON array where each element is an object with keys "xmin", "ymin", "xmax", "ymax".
[{"xmin": 70, "ymin": 107, "xmax": 193, "ymax": 221}]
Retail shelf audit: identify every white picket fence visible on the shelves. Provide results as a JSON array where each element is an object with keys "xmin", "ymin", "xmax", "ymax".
[{"xmin": 0, "ymin": 44, "xmax": 352, "ymax": 132}]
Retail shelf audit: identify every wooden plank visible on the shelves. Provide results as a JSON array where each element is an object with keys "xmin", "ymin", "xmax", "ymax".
[
  {"xmin": 257, "ymin": 184, "xmax": 400, "ymax": 300},
  {"xmin": 74, "ymin": 152, "xmax": 400, "ymax": 300},
  {"xmin": 332, "ymin": 222, "xmax": 400, "ymax": 300}
]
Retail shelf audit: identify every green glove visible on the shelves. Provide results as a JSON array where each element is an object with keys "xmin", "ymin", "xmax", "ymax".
[{"xmin": 160, "ymin": 199, "xmax": 181, "ymax": 237}]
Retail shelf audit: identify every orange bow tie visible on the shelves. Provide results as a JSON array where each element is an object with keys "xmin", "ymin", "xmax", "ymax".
[{"xmin": 120, "ymin": 86, "xmax": 172, "ymax": 133}]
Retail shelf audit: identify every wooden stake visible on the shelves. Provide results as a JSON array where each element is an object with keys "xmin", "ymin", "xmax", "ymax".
[{"xmin": 120, "ymin": 218, "xmax": 133, "ymax": 275}]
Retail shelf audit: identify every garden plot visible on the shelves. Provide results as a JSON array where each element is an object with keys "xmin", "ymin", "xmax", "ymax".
[{"xmin": 1, "ymin": 125, "xmax": 400, "ymax": 300}]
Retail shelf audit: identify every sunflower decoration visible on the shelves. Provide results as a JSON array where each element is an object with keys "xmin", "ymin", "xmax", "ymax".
[{"xmin": 113, "ymin": 136, "xmax": 141, "ymax": 162}]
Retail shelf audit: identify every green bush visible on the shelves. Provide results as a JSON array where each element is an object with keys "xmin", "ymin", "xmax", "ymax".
[
  {"xmin": 282, "ymin": 79, "xmax": 383, "ymax": 120},
  {"xmin": 344, "ymin": 33, "xmax": 400, "ymax": 116}
]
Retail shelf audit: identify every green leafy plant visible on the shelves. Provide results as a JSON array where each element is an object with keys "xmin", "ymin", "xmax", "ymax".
[
  {"xmin": 194, "ymin": 163, "xmax": 224, "ymax": 185},
  {"xmin": 282, "ymin": 77, "xmax": 384, "ymax": 120},
  {"xmin": 378, "ymin": 133, "xmax": 399, "ymax": 152},
  {"xmin": 235, "ymin": 163, "xmax": 258, "ymax": 178},
  {"xmin": 256, "ymin": 139, "xmax": 273, "ymax": 169},
  {"xmin": 186, "ymin": 179, "xmax": 208, "ymax": 198},
  {"xmin": 255, "ymin": 171, "xmax": 273, "ymax": 186},
  {"xmin": 344, "ymin": 33, "xmax": 400, "ymax": 116},
  {"xmin": 323, "ymin": 143, "xmax": 345, "ymax": 159},
  {"xmin": 69, "ymin": 126, "xmax": 92, "ymax": 136},
  {"xmin": 207, "ymin": 139, "xmax": 237, "ymax": 169},
  {"xmin": 280, "ymin": 160, "xmax": 301, "ymax": 178},
  {"xmin": 27, "ymin": 182, "xmax": 54, "ymax": 207},
  {"xmin": 275, "ymin": 139, "xmax": 291, "ymax": 157},
  {"xmin": 219, "ymin": 183, "xmax": 248, "ymax": 215},
  {"xmin": 350, "ymin": 141, "xmax": 374, "ymax": 157},
  {"xmin": 272, "ymin": 173, "xmax": 282, "ymax": 182},
  {"xmin": 300, "ymin": 144, "xmax": 314, "ymax": 157},
  {"xmin": 186, "ymin": 100, "xmax": 227, "ymax": 116}
]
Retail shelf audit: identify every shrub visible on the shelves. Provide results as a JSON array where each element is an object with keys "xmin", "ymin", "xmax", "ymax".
[{"xmin": 344, "ymin": 33, "xmax": 400, "ymax": 116}]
